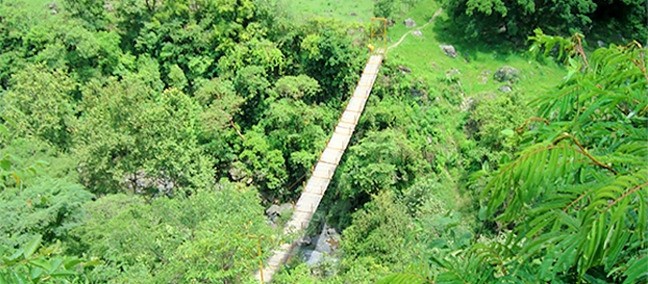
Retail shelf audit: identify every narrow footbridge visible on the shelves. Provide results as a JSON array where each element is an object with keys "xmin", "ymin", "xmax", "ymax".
[{"xmin": 256, "ymin": 51, "xmax": 384, "ymax": 282}]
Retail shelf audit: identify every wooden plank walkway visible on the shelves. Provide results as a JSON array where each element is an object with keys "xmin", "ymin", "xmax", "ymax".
[{"xmin": 255, "ymin": 52, "xmax": 384, "ymax": 282}]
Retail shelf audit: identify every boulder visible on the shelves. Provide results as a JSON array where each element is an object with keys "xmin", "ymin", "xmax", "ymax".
[
  {"xmin": 440, "ymin": 44, "xmax": 457, "ymax": 58},
  {"xmin": 597, "ymin": 40, "xmax": 606, "ymax": 48},
  {"xmin": 298, "ymin": 236, "xmax": 312, "ymax": 246},
  {"xmin": 103, "ymin": 2, "xmax": 114, "ymax": 12},
  {"xmin": 478, "ymin": 70, "xmax": 491, "ymax": 84},
  {"xmin": 494, "ymin": 66, "xmax": 520, "ymax": 82},
  {"xmin": 314, "ymin": 224, "xmax": 341, "ymax": 254},
  {"xmin": 410, "ymin": 87, "xmax": 427, "ymax": 98},
  {"xmin": 48, "ymin": 2, "xmax": 58, "ymax": 14},
  {"xmin": 265, "ymin": 203, "xmax": 293, "ymax": 220},
  {"xmin": 446, "ymin": 68, "xmax": 461, "ymax": 77},
  {"xmin": 404, "ymin": 18, "xmax": 416, "ymax": 27},
  {"xmin": 124, "ymin": 170, "xmax": 175, "ymax": 196},
  {"xmin": 499, "ymin": 85, "xmax": 513, "ymax": 93},
  {"xmin": 265, "ymin": 204, "xmax": 281, "ymax": 217},
  {"xmin": 305, "ymin": 250, "xmax": 323, "ymax": 266},
  {"xmin": 460, "ymin": 97, "xmax": 476, "ymax": 112},
  {"xmin": 228, "ymin": 161, "xmax": 248, "ymax": 181},
  {"xmin": 412, "ymin": 30, "xmax": 423, "ymax": 37},
  {"xmin": 279, "ymin": 203, "xmax": 293, "ymax": 214}
]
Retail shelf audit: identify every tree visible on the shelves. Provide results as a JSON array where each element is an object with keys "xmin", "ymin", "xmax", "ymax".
[
  {"xmin": 233, "ymin": 65, "xmax": 272, "ymax": 125},
  {"xmin": 374, "ymin": 0, "xmax": 396, "ymax": 18},
  {"xmin": 62, "ymin": 0, "xmax": 109, "ymax": 30},
  {"xmin": 297, "ymin": 19, "xmax": 365, "ymax": 100},
  {"xmin": 194, "ymin": 78, "xmax": 245, "ymax": 178},
  {"xmin": 246, "ymin": 98, "xmax": 335, "ymax": 199},
  {"xmin": 0, "ymin": 178, "xmax": 92, "ymax": 248},
  {"xmin": 238, "ymin": 130, "xmax": 288, "ymax": 196},
  {"xmin": 337, "ymin": 129, "xmax": 425, "ymax": 200},
  {"xmin": 272, "ymin": 75, "xmax": 321, "ymax": 102},
  {"xmin": 0, "ymin": 65, "xmax": 76, "ymax": 150},
  {"xmin": 74, "ymin": 75, "xmax": 214, "ymax": 196},
  {"xmin": 128, "ymin": 0, "xmax": 277, "ymax": 90},
  {"xmin": 441, "ymin": 0, "xmax": 647, "ymax": 40},
  {"xmin": 462, "ymin": 91, "xmax": 529, "ymax": 172},
  {"xmin": 75, "ymin": 184, "xmax": 273, "ymax": 283},
  {"xmin": 342, "ymin": 191, "xmax": 416, "ymax": 265}
]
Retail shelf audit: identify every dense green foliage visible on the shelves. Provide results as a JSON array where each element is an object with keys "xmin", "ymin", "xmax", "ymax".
[
  {"xmin": 74, "ymin": 185, "xmax": 272, "ymax": 282},
  {"xmin": 0, "ymin": 0, "xmax": 364, "ymax": 281},
  {"xmin": 0, "ymin": 236, "xmax": 89, "ymax": 283},
  {"xmin": 0, "ymin": 0, "xmax": 645, "ymax": 283},
  {"xmin": 442, "ymin": 0, "xmax": 648, "ymax": 41}
]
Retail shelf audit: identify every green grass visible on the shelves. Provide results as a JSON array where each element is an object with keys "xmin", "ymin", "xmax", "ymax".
[
  {"xmin": 6, "ymin": 0, "xmax": 60, "ymax": 24},
  {"xmin": 279, "ymin": 0, "xmax": 373, "ymax": 23},
  {"xmin": 384, "ymin": 0, "xmax": 565, "ymax": 101}
]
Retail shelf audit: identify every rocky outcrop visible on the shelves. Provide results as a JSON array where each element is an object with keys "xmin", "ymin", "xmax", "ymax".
[
  {"xmin": 265, "ymin": 203, "xmax": 294, "ymax": 223},
  {"xmin": 494, "ymin": 66, "xmax": 520, "ymax": 82},
  {"xmin": 404, "ymin": 18, "xmax": 416, "ymax": 27},
  {"xmin": 440, "ymin": 44, "xmax": 457, "ymax": 58}
]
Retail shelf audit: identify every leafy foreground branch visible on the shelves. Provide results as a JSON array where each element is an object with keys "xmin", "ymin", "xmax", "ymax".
[
  {"xmin": 469, "ymin": 32, "xmax": 647, "ymax": 283},
  {"xmin": 0, "ymin": 236, "xmax": 93, "ymax": 283},
  {"xmin": 385, "ymin": 33, "xmax": 647, "ymax": 283}
]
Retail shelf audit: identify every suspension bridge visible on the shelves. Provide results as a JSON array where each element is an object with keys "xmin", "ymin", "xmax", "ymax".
[{"xmin": 255, "ymin": 49, "xmax": 385, "ymax": 282}]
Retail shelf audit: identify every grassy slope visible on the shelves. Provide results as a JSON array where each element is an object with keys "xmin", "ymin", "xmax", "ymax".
[
  {"xmin": 380, "ymin": 1, "xmax": 565, "ymax": 224},
  {"xmin": 385, "ymin": 0, "xmax": 564, "ymax": 100},
  {"xmin": 279, "ymin": 0, "xmax": 373, "ymax": 23},
  {"xmin": 8, "ymin": 0, "xmax": 59, "ymax": 24}
]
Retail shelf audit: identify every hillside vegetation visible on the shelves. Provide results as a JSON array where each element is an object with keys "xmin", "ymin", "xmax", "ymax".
[{"xmin": 0, "ymin": 0, "xmax": 646, "ymax": 283}]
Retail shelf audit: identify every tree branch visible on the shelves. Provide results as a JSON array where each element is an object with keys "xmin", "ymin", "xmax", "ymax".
[
  {"xmin": 563, "ymin": 188, "xmax": 593, "ymax": 212},
  {"xmin": 553, "ymin": 133, "xmax": 618, "ymax": 175},
  {"xmin": 606, "ymin": 181, "xmax": 648, "ymax": 210}
]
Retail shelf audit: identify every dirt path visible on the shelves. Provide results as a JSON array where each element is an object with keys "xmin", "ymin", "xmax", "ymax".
[{"xmin": 387, "ymin": 8, "xmax": 443, "ymax": 51}]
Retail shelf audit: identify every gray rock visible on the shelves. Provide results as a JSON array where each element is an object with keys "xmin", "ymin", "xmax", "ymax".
[
  {"xmin": 265, "ymin": 203, "xmax": 293, "ymax": 219},
  {"xmin": 478, "ymin": 70, "xmax": 491, "ymax": 84},
  {"xmin": 494, "ymin": 66, "xmax": 520, "ymax": 82},
  {"xmin": 314, "ymin": 224, "xmax": 341, "ymax": 254},
  {"xmin": 499, "ymin": 85, "xmax": 513, "ymax": 93},
  {"xmin": 412, "ymin": 30, "xmax": 423, "ymax": 37},
  {"xmin": 305, "ymin": 250, "xmax": 323, "ymax": 266},
  {"xmin": 410, "ymin": 87, "xmax": 427, "ymax": 98},
  {"xmin": 460, "ymin": 97, "xmax": 476, "ymax": 112},
  {"xmin": 440, "ymin": 44, "xmax": 457, "ymax": 58},
  {"xmin": 104, "ymin": 2, "xmax": 114, "ymax": 12},
  {"xmin": 404, "ymin": 18, "xmax": 416, "ymax": 27},
  {"xmin": 228, "ymin": 161, "xmax": 247, "ymax": 181},
  {"xmin": 446, "ymin": 68, "xmax": 461, "ymax": 77},
  {"xmin": 123, "ymin": 170, "xmax": 175, "ymax": 196},
  {"xmin": 298, "ymin": 236, "xmax": 312, "ymax": 246},
  {"xmin": 48, "ymin": 2, "xmax": 58, "ymax": 14},
  {"xmin": 279, "ymin": 203, "xmax": 293, "ymax": 215},
  {"xmin": 597, "ymin": 40, "xmax": 606, "ymax": 48},
  {"xmin": 265, "ymin": 204, "xmax": 281, "ymax": 217}
]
